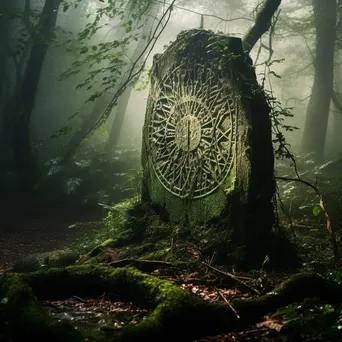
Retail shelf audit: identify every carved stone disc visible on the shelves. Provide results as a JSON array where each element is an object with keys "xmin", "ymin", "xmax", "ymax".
[{"xmin": 148, "ymin": 63, "xmax": 236, "ymax": 198}]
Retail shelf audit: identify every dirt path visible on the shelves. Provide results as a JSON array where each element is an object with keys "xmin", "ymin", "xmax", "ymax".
[{"xmin": 0, "ymin": 213, "xmax": 100, "ymax": 268}]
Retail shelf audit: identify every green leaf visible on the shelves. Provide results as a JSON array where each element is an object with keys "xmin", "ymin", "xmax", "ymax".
[
  {"xmin": 313, "ymin": 206, "xmax": 321, "ymax": 216},
  {"xmin": 80, "ymin": 47, "xmax": 88, "ymax": 54},
  {"xmin": 1, "ymin": 297, "xmax": 8, "ymax": 304},
  {"xmin": 262, "ymin": 255, "xmax": 270, "ymax": 269}
]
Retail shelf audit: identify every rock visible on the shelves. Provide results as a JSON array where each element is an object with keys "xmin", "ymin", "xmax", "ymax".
[{"xmin": 12, "ymin": 250, "xmax": 79, "ymax": 273}]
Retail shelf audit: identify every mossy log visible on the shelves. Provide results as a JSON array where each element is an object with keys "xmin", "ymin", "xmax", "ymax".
[
  {"xmin": 1, "ymin": 266, "xmax": 342, "ymax": 342},
  {"xmin": 12, "ymin": 250, "xmax": 79, "ymax": 273}
]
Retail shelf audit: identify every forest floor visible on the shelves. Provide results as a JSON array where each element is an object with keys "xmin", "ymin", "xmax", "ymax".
[
  {"xmin": 1, "ymin": 208, "xmax": 342, "ymax": 341},
  {"xmin": 0, "ymin": 210, "xmax": 100, "ymax": 269}
]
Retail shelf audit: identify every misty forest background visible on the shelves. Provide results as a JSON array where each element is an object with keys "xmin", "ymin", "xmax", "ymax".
[
  {"xmin": 0, "ymin": 0, "xmax": 341, "ymax": 224},
  {"xmin": 1, "ymin": 0, "xmax": 342, "ymax": 259},
  {"xmin": 3, "ymin": 1, "xmax": 342, "ymax": 341}
]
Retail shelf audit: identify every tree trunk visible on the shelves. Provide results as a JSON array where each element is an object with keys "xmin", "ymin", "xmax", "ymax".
[
  {"xmin": 242, "ymin": 0, "xmax": 282, "ymax": 52},
  {"xmin": 0, "ymin": 1, "xmax": 18, "ymax": 120},
  {"xmin": 330, "ymin": 51, "xmax": 342, "ymax": 157},
  {"xmin": 10, "ymin": 0, "xmax": 62, "ymax": 193},
  {"xmin": 61, "ymin": 93, "xmax": 112, "ymax": 161},
  {"xmin": 329, "ymin": 1, "xmax": 342, "ymax": 158},
  {"xmin": 301, "ymin": 0, "xmax": 336, "ymax": 162},
  {"xmin": 106, "ymin": 10, "xmax": 161, "ymax": 150},
  {"xmin": 106, "ymin": 80, "xmax": 133, "ymax": 148}
]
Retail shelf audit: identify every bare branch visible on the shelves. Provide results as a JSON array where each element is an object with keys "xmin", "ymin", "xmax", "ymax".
[{"xmin": 155, "ymin": 0, "xmax": 254, "ymax": 23}]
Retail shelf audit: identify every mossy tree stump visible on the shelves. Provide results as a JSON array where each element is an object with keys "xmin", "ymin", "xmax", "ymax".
[{"xmin": 141, "ymin": 29, "xmax": 275, "ymax": 265}]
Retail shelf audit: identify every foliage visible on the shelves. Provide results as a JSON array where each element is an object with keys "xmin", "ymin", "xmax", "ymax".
[
  {"xmin": 260, "ymin": 59, "xmax": 299, "ymax": 160},
  {"xmin": 275, "ymin": 299, "xmax": 342, "ymax": 340},
  {"xmin": 52, "ymin": 0, "xmax": 174, "ymax": 144},
  {"xmin": 43, "ymin": 143, "xmax": 141, "ymax": 206},
  {"xmin": 276, "ymin": 154, "xmax": 342, "ymax": 221}
]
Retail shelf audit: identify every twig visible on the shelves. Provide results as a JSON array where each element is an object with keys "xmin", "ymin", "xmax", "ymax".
[
  {"xmin": 203, "ymin": 263, "xmax": 261, "ymax": 295},
  {"xmin": 73, "ymin": 295, "xmax": 87, "ymax": 303},
  {"xmin": 205, "ymin": 252, "xmax": 216, "ymax": 274},
  {"xmin": 275, "ymin": 176, "xmax": 339, "ymax": 262},
  {"xmin": 154, "ymin": 0, "xmax": 253, "ymax": 23},
  {"xmin": 218, "ymin": 290, "xmax": 240, "ymax": 319}
]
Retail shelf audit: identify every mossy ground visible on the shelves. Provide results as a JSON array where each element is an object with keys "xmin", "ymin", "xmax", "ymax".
[
  {"xmin": 3, "ymin": 197, "xmax": 342, "ymax": 341},
  {"xmin": 0, "ymin": 265, "xmax": 237, "ymax": 342},
  {"xmin": 2, "ymin": 264, "xmax": 342, "ymax": 341},
  {"xmin": 70, "ymin": 199, "xmax": 299, "ymax": 272}
]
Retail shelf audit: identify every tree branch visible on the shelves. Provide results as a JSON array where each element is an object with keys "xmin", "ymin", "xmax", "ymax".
[{"xmin": 243, "ymin": 0, "xmax": 282, "ymax": 53}]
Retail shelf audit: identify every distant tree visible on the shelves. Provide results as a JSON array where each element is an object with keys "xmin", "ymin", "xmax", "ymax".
[
  {"xmin": 329, "ymin": 0, "xmax": 342, "ymax": 156},
  {"xmin": 0, "ymin": 1, "xmax": 18, "ymax": 121},
  {"xmin": 302, "ymin": 0, "xmax": 337, "ymax": 161},
  {"xmin": 106, "ymin": 14, "xmax": 159, "ymax": 149}
]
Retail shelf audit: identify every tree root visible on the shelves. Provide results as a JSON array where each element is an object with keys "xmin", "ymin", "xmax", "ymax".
[
  {"xmin": 1, "ymin": 266, "xmax": 342, "ymax": 341},
  {"xmin": 107, "ymin": 258, "xmax": 177, "ymax": 272}
]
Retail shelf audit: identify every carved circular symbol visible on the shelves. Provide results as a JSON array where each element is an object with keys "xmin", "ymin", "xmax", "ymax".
[
  {"xmin": 148, "ymin": 63, "xmax": 236, "ymax": 199},
  {"xmin": 175, "ymin": 115, "xmax": 201, "ymax": 151}
]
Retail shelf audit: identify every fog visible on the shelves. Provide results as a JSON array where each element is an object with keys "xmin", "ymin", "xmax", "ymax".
[
  {"xmin": 2, "ymin": 4, "xmax": 342, "ymax": 339},
  {"xmin": 27, "ymin": 0, "xmax": 320, "ymax": 160},
  {"xmin": 0, "ymin": 0, "xmax": 341, "ymax": 227}
]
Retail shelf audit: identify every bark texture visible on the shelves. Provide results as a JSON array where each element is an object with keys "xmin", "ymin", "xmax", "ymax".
[
  {"xmin": 3, "ymin": 0, "xmax": 62, "ymax": 192},
  {"xmin": 242, "ymin": 0, "xmax": 282, "ymax": 52}
]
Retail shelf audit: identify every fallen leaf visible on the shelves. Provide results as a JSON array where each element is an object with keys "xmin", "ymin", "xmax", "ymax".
[{"xmin": 256, "ymin": 320, "xmax": 284, "ymax": 332}]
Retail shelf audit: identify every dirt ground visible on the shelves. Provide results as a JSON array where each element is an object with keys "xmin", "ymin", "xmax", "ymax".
[{"xmin": 0, "ymin": 211, "xmax": 100, "ymax": 269}]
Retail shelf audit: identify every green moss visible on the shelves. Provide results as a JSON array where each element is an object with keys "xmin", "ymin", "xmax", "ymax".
[
  {"xmin": 88, "ymin": 238, "xmax": 117, "ymax": 257},
  {"xmin": 1, "ymin": 265, "xmax": 237, "ymax": 342},
  {"xmin": 141, "ymin": 249, "xmax": 172, "ymax": 261},
  {"xmin": 12, "ymin": 254, "xmax": 47, "ymax": 273},
  {"xmin": 12, "ymin": 250, "xmax": 79, "ymax": 273},
  {"xmin": 232, "ymin": 272, "xmax": 342, "ymax": 322},
  {"xmin": 3, "ymin": 266, "xmax": 342, "ymax": 342},
  {"xmin": 0, "ymin": 273, "xmax": 33, "ymax": 308},
  {"xmin": 0, "ymin": 272, "xmax": 83, "ymax": 341},
  {"xmin": 18, "ymin": 306, "xmax": 83, "ymax": 342}
]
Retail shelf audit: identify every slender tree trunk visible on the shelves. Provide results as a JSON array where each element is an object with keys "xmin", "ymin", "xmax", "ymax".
[
  {"xmin": 302, "ymin": 0, "xmax": 336, "ymax": 161},
  {"xmin": 331, "ymin": 50, "xmax": 342, "ymax": 157},
  {"xmin": 62, "ymin": 94, "xmax": 112, "ymax": 160},
  {"xmin": 106, "ymin": 80, "xmax": 133, "ymax": 148},
  {"xmin": 330, "ymin": 1, "xmax": 342, "ymax": 157},
  {"xmin": 106, "ymin": 11, "xmax": 161, "ymax": 149},
  {"xmin": 8, "ymin": 0, "xmax": 62, "ymax": 193}
]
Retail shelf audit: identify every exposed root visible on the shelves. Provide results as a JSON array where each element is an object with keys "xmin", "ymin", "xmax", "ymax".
[
  {"xmin": 107, "ymin": 258, "xmax": 177, "ymax": 272},
  {"xmin": 1, "ymin": 266, "xmax": 342, "ymax": 341}
]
